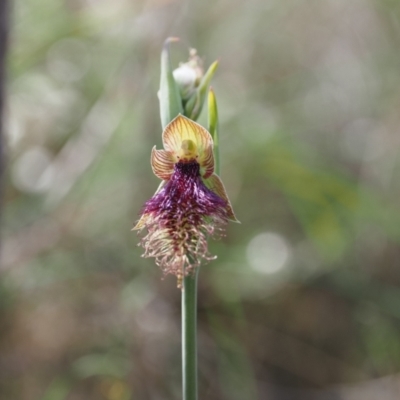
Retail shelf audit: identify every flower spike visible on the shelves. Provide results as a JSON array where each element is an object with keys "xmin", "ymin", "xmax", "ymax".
[{"xmin": 134, "ymin": 115, "xmax": 237, "ymax": 287}]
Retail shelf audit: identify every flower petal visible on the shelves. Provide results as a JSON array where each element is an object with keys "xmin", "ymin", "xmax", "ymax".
[
  {"xmin": 199, "ymin": 145, "xmax": 214, "ymax": 179},
  {"xmin": 162, "ymin": 115, "xmax": 214, "ymax": 170},
  {"xmin": 203, "ymin": 174, "xmax": 239, "ymax": 222},
  {"xmin": 132, "ymin": 181, "xmax": 167, "ymax": 230},
  {"xmin": 151, "ymin": 147, "xmax": 174, "ymax": 180}
]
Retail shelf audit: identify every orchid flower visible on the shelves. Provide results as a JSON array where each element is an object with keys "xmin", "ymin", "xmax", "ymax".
[{"xmin": 133, "ymin": 114, "xmax": 237, "ymax": 288}]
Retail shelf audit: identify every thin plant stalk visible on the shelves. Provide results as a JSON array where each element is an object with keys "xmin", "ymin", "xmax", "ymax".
[
  {"xmin": 181, "ymin": 89, "xmax": 220, "ymax": 400},
  {"xmin": 158, "ymin": 38, "xmax": 225, "ymax": 400},
  {"xmin": 182, "ymin": 268, "xmax": 199, "ymax": 400}
]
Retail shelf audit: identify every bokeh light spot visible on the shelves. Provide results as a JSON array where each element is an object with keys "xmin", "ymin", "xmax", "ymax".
[{"xmin": 246, "ymin": 232, "xmax": 290, "ymax": 274}]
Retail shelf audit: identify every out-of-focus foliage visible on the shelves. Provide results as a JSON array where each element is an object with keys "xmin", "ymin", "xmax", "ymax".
[{"xmin": 3, "ymin": 0, "xmax": 400, "ymax": 399}]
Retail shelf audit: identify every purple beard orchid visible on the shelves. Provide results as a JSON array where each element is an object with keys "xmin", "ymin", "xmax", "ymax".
[{"xmin": 133, "ymin": 115, "xmax": 237, "ymax": 288}]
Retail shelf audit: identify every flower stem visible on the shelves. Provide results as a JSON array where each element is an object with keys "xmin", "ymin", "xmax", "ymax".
[{"xmin": 182, "ymin": 268, "xmax": 199, "ymax": 400}]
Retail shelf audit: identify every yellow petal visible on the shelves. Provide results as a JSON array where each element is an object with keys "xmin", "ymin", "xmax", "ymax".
[
  {"xmin": 200, "ymin": 145, "xmax": 214, "ymax": 179},
  {"xmin": 162, "ymin": 115, "xmax": 214, "ymax": 174},
  {"xmin": 151, "ymin": 147, "xmax": 174, "ymax": 180},
  {"xmin": 203, "ymin": 174, "xmax": 240, "ymax": 222}
]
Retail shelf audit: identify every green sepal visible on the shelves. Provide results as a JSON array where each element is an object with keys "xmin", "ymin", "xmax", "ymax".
[
  {"xmin": 208, "ymin": 87, "xmax": 220, "ymax": 176},
  {"xmin": 159, "ymin": 37, "xmax": 184, "ymax": 128},
  {"xmin": 185, "ymin": 60, "xmax": 219, "ymax": 121},
  {"xmin": 183, "ymin": 92, "xmax": 197, "ymax": 119}
]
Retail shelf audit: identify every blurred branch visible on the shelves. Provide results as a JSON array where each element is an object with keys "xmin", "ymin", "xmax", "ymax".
[
  {"xmin": 0, "ymin": 0, "xmax": 9, "ymax": 253},
  {"xmin": 44, "ymin": 92, "xmax": 125, "ymax": 209}
]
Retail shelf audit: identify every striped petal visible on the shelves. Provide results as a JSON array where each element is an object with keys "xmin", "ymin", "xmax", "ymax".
[
  {"xmin": 162, "ymin": 115, "xmax": 214, "ymax": 176},
  {"xmin": 203, "ymin": 174, "xmax": 239, "ymax": 222},
  {"xmin": 151, "ymin": 147, "xmax": 174, "ymax": 180},
  {"xmin": 199, "ymin": 145, "xmax": 214, "ymax": 179}
]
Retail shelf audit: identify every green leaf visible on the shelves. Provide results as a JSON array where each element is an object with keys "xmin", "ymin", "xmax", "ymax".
[
  {"xmin": 186, "ymin": 60, "xmax": 218, "ymax": 121},
  {"xmin": 208, "ymin": 87, "xmax": 220, "ymax": 175},
  {"xmin": 72, "ymin": 353, "xmax": 130, "ymax": 379},
  {"xmin": 40, "ymin": 377, "xmax": 71, "ymax": 400},
  {"xmin": 159, "ymin": 37, "xmax": 183, "ymax": 128},
  {"xmin": 184, "ymin": 92, "xmax": 197, "ymax": 119}
]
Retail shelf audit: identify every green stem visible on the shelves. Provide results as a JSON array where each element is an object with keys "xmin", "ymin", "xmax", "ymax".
[
  {"xmin": 181, "ymin": 88, "xmax": 220, "ymax": 400},
  {"xmin": 182, "ymin": 268, "xmax": 199, "ymax": 400}
]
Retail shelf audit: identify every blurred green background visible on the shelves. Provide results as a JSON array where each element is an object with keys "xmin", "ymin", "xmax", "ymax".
[{"xmin": 3, "ymin": 0, "xmax": 400, "ymax": 399}]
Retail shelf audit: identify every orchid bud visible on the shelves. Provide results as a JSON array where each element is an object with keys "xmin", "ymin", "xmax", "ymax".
[{"xmin": 173, "ymin": 48, "xmax": 203, "ymax": 101}]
